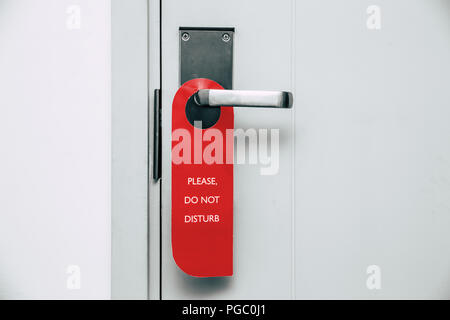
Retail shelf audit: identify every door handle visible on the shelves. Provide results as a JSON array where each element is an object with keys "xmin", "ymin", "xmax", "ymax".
[{"xmin": 194, "ymin": 89, "xmax": 293, "ymax": 109}]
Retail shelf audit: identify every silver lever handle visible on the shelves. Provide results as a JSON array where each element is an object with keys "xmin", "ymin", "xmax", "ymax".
[{"xmin": 194, "ymin": 89, "xmax": 293, "ymax": 109}]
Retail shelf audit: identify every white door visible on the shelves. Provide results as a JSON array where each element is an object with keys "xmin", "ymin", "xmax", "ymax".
[{"xmin": 158, "ymin": 0, "xmax": 450, "ymax": 299}]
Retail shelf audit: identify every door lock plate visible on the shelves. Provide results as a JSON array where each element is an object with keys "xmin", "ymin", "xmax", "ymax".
[
  {"xmin": 180, "ymin": 28, "xmax": 234, "ymax": 129},
  {"xmin": 180, "ymin": 27, "xmax": 234, "ymax": 89}
]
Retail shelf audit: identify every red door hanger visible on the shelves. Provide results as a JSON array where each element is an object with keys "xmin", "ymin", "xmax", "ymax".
[{"xmin": 171, "ymin": 78, "xmax": 234, "ymax": 277}]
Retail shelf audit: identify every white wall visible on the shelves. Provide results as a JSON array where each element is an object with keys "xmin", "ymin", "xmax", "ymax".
[{"xmin": 0, "ymin": 0, "xmax": 111, "ymax": 299}]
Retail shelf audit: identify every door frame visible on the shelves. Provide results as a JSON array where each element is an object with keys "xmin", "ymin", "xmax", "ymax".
[{"xmin": 111, "ymin": 0, "xmax": 162, "ymax": 300}]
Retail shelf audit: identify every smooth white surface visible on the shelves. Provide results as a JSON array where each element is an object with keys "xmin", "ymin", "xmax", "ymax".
[
  {"xmin": 111, "ymin": 0, "xmax": 149, "ymax": 300},
  {"xmin": 161, "ymin": 0, "xmax": 450, "ymax": 299},
  {"xmin": 0, "ymin": 0, "xmax": 111, "ymax": 299},
  {"xmin": 294, "ymin": 0, "xmax": 450, "ymax": 299}
]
